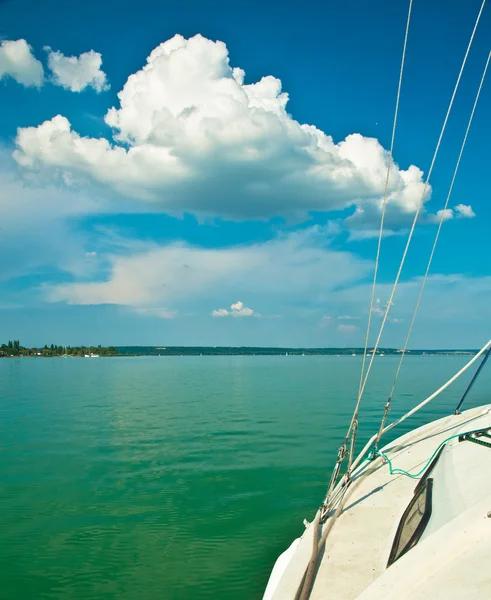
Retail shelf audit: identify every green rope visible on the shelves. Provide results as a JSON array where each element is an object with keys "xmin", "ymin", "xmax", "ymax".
[{"xmin": 369, "ymin": 430, "xmax": 477, "ymax": 480}]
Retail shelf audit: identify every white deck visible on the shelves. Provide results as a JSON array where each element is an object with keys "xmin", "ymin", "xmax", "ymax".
[{"xmin": 264, "ymin": 404, "xmax": 491, "ymax": 600}]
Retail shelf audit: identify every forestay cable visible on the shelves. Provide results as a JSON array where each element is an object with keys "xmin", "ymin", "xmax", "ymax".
[
  {"xmin": 345, "ymin": 0, "xmax": 487, "ymax": 471},
  {"xmin": 357, "ymin": 0, "xmax": 414, "ymax": 413},
  {"xmin": 375, "ymin": 49, "xmax": 491, "ymax": 446}
]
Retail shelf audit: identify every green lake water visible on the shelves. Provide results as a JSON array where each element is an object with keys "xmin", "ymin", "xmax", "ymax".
[{"xmin": 1, "ymin": 355, "xmax": 489, "ymax": 600}]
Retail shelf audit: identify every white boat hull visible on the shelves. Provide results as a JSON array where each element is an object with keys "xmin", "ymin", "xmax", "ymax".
[{"xmin": 263, "ymin": 404, "xmax": 491, "ymax": 599}]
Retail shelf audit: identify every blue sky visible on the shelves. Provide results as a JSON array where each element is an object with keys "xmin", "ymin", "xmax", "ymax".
[{"xmin": 0, "ymin": 0, "xmax": 490, "ymax": 347}]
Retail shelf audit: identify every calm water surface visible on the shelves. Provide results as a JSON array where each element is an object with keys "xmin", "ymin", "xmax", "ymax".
[{"xmin": 1, "ymin": 356, "xmax": 490, "ymax": 599}]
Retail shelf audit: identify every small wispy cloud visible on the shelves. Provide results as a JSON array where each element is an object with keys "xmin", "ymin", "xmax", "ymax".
[
  {"xmin": 319, "ymin": 315, "xmax": 332, "ymax": 328},
  {"xmin": 338, "ymin": 315, "xmax": 360, "ymax": 320},
  {"xmin": 134, "ymin": 307, "xmax": 177, "ymax": 319},
  {"xmin": 337, "ymin": 323, "xmax": 358, "ymax": 333},
  {"xmin": 372, "ymin": 300, "xmax": 384, "ymax": 317},
  {"xmin": 348, "ymin": 228, "xmax": 407, "ymax": 241},
  {"xmin": 372, "ymin": 298, "xmax": 402, "ymax": 323}
]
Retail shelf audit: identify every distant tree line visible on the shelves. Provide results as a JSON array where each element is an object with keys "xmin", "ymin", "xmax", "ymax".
[
  {"xmin": 116, "ymin": 346, "xmax": 387, "ymax": 356},
  {"xmin": 115, "ymin": 346, "xmax": 478, "ymax": 356},
  {"xmin": 1, "ymin": 343, "xmax": 477, "ymax": 358},
  {"xmin": 0, "ymin": 341, "xmax": 118, "ymax": 357}
]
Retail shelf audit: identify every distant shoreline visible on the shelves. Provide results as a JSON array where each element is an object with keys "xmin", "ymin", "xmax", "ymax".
[
  {"xmin": 1, "ymin": 343, "xmax": 479, "ymax": 358},
  {"xmin": 114, "ymin": 346, "xmax": 479, "ymax": 357}
]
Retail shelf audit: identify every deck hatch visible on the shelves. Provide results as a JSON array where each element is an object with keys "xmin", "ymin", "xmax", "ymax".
[{"xmin": 387, "ymin": 478, "xmax": 433, "ymax": 567}]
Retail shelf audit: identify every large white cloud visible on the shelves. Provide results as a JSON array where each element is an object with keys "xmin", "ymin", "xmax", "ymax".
[
  {"xmin": 0, "ymin": 39, "xmax": 44, "ymax": 87},
  {"xmin": 45, "ymin": 48, "xmax": 109, "ymax": 92},
  {"xmin": 14, "ymin": 34, "xmax": 430, "ymax": 221}
]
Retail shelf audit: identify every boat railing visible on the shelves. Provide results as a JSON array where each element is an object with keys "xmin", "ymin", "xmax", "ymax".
[{"xmin": 349, "ymin": 338, "xmax": 491, "ymax": 476}]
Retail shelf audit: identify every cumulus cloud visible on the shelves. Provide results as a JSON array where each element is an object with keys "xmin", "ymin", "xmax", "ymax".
[
  {"xmin": 211, "ymin": 301, "xmax": 256, "ymax": 317},
  {"xmin": 14, "ymin": 34, "xmax": 430, "ymax": 223},
  {"xmin": 45, "ymin": 47, "xmax": 109, "ymax": 92},
  {"xmin": 0, "ymin": 39, "xmax": 44, "ymax": 87},
  {"xmin": 427, "ymin": 204, "xmax": 476, "ymax": 224},
  {"xmin": 338, "ymin": 315, "xmax": 360, "ymax": 320},
  {"xmin": 211, "ymin": 308, "xmax": 230, "ymax": 317},
  {"xmin": 433, "ymin": 208, "xmax": 454, "ymax": 223},
  {"xmin": 455, "ymin": 204, "xmax": 475, "ymax": 219},
  {"xmin": 344, "ymin": 174, "xmax": 431, "ymax": 233}
]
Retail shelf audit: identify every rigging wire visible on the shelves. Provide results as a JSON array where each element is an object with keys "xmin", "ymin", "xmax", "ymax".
[
  {"xmin": 309, "ymin": 341, "xmax": 491, "ymax": 600},
  {"xmin": 375, "ymin": 49, "xmax": 491, "ymax": 446},
  {"xmin": 321, "ymin": 0, "xmax": 415, "ymax": 507},
  {"xmin": 321, "ymin": 0, "xmax": 488, "ymax": 514},
  {"xmin": 454, "ymin": 345, "xmax": 491, "ymax": 415},
  {"xmin": 357, "ymin": 0, "xmax": 414, "ymax": 412},
  {"xmin": 346, "ymin": 0, "xmax": 487, "ymax": 470}
]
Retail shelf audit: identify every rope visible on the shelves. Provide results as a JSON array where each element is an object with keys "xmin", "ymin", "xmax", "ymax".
[
  {"xmin": 346, "ymin": 0, "xmax": 487, "ymax": 469},
  {"xmin": 376, "ymin": 427, "xmax": 491, "ymax": 479},
  {"xmin": 377, "ymin": 435, "xmax": 454, "ymax": 479},
  {"xmin": 374, "ymin": 48, "xmax": 491, "ymax": 447},
  {"xmin": 297, "ymin": 512, "xmax": 321, "ymax": 600}
]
